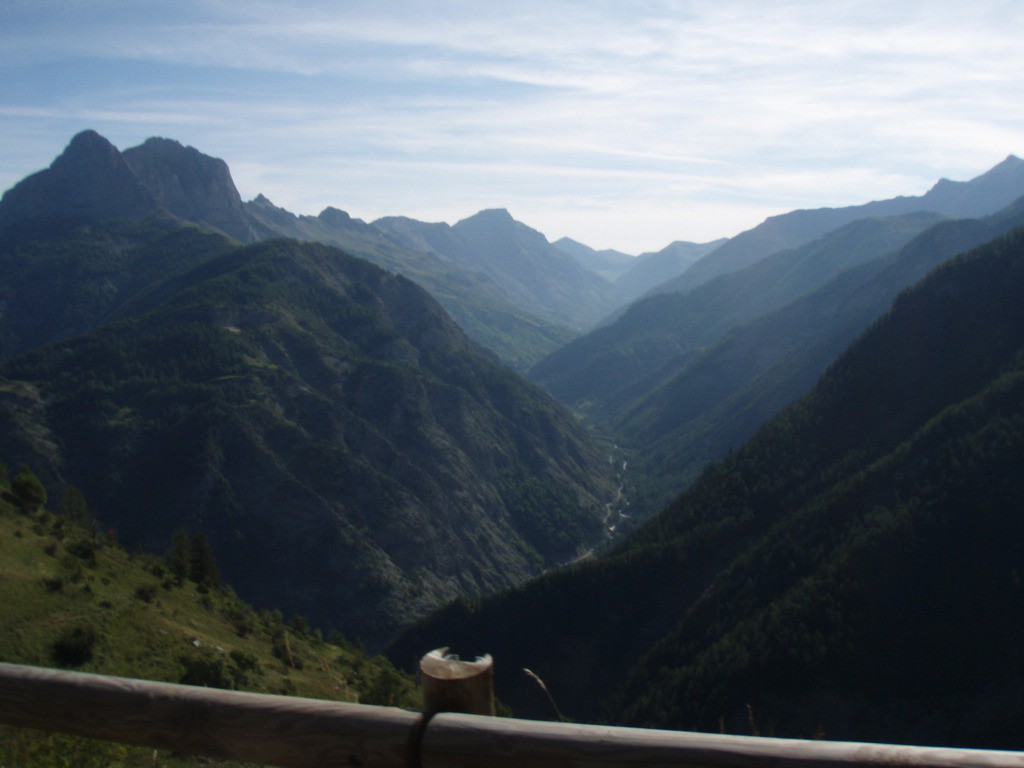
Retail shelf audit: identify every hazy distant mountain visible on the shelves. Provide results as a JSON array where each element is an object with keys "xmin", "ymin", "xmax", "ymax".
[
  {"xmin": 611, "ymin": 238, "xmax": 727, "ymax": 306},
  {"xmin": 391, "ymin": 224, "xmax": 1024, "ymax": 749},
  {"xmin": 551, "ymin": 237, "xmax": 635, "ymax": 281},
  {"xmin": 654, "ymin": 154, "xmax": 1024, "ymax": 297},
  {"xmin": 0, "ymin": 221, "xmax": 614, "ymax": 648},
  {"xmin": 530, "ymin": 212, "xmax": 944, "ymax": 413},
  {"xmin": 372, "ymin": 214, "xmax": 479, "ymax": 265},
  {"xmin": 247, "ymin": 195, "xmax": 389, "ymax": 248},
  {"xmin": 0, "ymin": 130, "xmax": 157, "ymax": 228},
  {"xmin": 380, "ymin": 209, "xmax": 618, "ymax": 329}
]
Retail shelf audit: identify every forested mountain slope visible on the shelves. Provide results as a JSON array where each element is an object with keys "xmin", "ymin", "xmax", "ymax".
[
  {"xmin": 0, "ymin": 226, "xmax": 613, "ymax": 649},
  {"xmin": 389, "ymin": 225, "xmax": 1024, "ymax": 749},
  {"xmin": 248, "ymin": 196, "xmax": 576, "ymax": 372},
  {"xmin": 378, "ymin": 208, "xmax": 617, "ymax": 329},
  {"xmin": 0, "ymin": 215, "xmax": 235, "ymax": 362},
  {"xmin": 614, "ymin": 196, "xmax": 1024, "ymax": 504}
]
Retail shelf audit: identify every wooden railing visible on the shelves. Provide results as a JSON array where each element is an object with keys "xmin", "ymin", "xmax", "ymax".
[{"xmin": 2, "ymin": 661, "xmax": 1023, "ymax": 768}]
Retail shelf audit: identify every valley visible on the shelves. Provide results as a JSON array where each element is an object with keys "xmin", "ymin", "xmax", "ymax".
[{"xmin": 2, "ymin": 130, "xmax": 1024, "ymax": 752}]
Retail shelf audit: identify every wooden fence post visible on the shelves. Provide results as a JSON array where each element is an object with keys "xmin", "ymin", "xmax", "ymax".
[{"xmin": 419, "ymin": 647, "xmax": 495, "ymax": 716}]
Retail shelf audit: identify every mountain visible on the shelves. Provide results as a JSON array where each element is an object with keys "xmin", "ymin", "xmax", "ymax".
[
  {"xmin": 123, "ymin": 136, "xmax": 269, "ymax": 243},
  {"xmin": 551, "ymin": 237, "xmax": 635, "ymax": 281},
  {"xmin": 246, "ymin": 199, "xmax": 577, "ymax": 372},
  {"xmin": 653, "ymin": 154, "xmax": 1024, "ymax": 297},
  {"xmin": 0, "ymin": 222, "xmax": 614, "ymax": 649},
  {"xmin": 610, "ymin": 239, "xmax": 727, "ymax": 306},
  {"xmin": 615, "ymin": 196, "xmax": 1024, "ymax": 506},
  {"xmin": 0, "ymin": 131, "xmax": 575, "ymax": 371},
  {"xmin": 389, "ymin": 224, "xmax": 1024, "ymax": 749},
  {"xmin": 0, "ymin": 215, "xmax": 234, "ymax": 363},
  {"xmin": 248, "ymin": 195, "xmax": 399, "ymax": 250},
  {"xmin": 380, "ymin": 209, "xmax": 618, "ymax": 329},
  {"xmin": 530, "ymin": 211, "xmax": 945, "ymax": 414},
  {"xmin": 549, "ymin": 233, "xmax": 730, "ymax": 304},
  {"xmin": 452, "ymin": 209, "xmax": 610, "ymax": 326},
  {"xmin": 0, "ymin": 130, "xmax": 157, "ymax": 228}
]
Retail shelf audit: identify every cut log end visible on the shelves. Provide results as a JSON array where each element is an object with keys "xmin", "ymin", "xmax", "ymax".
[{"xmin": 419, "ymin": 648, "xmax": 495, "ymax": 717}]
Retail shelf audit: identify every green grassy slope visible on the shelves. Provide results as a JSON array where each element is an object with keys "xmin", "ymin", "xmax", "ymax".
[{"xmin": 0, "ymin": 471, "xmax": 418, "ymax": 766}]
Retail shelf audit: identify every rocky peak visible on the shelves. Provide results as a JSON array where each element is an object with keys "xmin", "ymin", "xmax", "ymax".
[
  {"xmin": 921, "ymin": 154, "xmax": 1024, "ymax": 217},
  {"xmin": 457, "ymin": 208, "xmax": 515, "ymax": 228},
  {"xmin": 123, "ymin": 137, "xmax": 259, "ymax": 242},
  {"xmin": 0, "ymin": 129, "xmax": 157, "ymax": 228},
  {"xmin": 318, "ymin": 206, "xmax": 373, "ymax": 234}
]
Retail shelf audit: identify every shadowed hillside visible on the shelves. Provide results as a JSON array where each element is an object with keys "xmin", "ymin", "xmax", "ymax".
[{"xmin": 390, "ymin": 225, "xmax": 1024, "ymax": 749}]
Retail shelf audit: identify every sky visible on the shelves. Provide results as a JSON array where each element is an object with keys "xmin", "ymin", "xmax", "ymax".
[{"xmin": 1, "ymin": 1, "xmax": 1022, "ymax": 254}]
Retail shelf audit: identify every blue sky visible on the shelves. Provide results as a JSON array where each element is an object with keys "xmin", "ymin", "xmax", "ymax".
[{"xmin": 1, "ymin": 1, "xmax": 1022, "ymax": 253}]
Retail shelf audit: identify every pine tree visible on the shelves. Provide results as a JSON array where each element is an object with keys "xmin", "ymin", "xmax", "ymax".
[
  {"xmin": 166, "ymin": 529, "xmax": 192, "ymax": 584},
  {"xmin": 189, "ymin": 532, "xmax": 221, "ymax": 590}
]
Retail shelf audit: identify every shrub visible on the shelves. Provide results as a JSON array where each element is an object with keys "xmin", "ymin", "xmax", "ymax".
[
  {"xmin": 11, "ymin": 466, "xmax": 46, "ymax": 512},
  {"xmin": 52, "ymin": 624, "xmax": 99, "ymax": 667},
  {"xmin": 361, "ymin": 663, "xmax": 410, "ymax": 707},
  {"xmin": 179, "ymin": 652, "xmax": 235, "ymax": 689},
  {"xmin": 65, "ymin": 538, "xmax": 97, "ymax": 566},
  {"xmin": 134, "ymin": 583, "xmax": 159, "ymax": 603},
  {"xmin": 327, "ymin": 629, "xmax": 350, "ymax": 649},
  {"xmin": 59, "ymin": 555, "xmax": 85, "ymax": 584},
  {"xmin": 229, "ymin": 649, "xmax": 260, "ymax": 683},
  {"xmin": 226, "ymin": 607, "xmax": 255, "ymax": 638}
]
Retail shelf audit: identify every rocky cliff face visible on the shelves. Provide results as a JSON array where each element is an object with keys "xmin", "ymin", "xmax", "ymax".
[{"xmin": 123, "ymin": 137, "xmax": 266, "ymax": 242}]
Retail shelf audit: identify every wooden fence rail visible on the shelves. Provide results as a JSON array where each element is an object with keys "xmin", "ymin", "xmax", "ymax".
[{"xmin": 1, "ymin": 662, "xmax": 1023, "ymax": 768}]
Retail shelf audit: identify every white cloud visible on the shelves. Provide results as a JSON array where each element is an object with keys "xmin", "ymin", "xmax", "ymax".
[{"xmin": 1, "ymin": 0, "xmax": 1022, "ymax": 250}]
